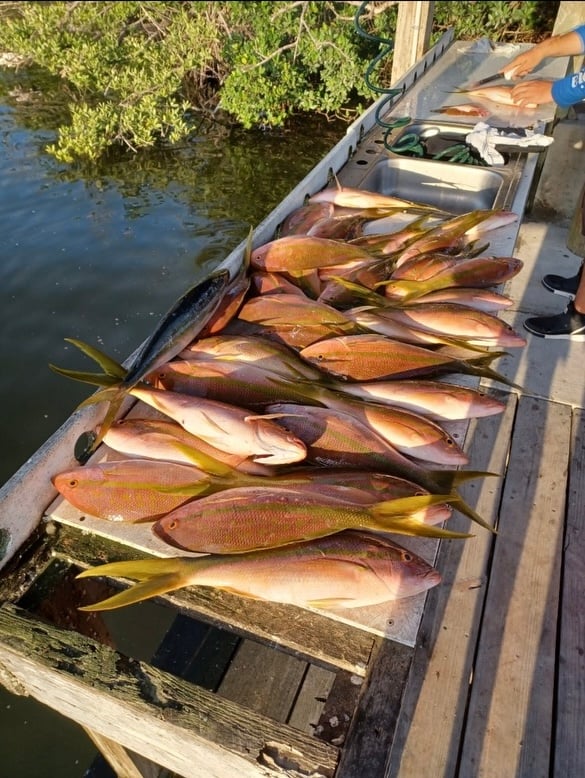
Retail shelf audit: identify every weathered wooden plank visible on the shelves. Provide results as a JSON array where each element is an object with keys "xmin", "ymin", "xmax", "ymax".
[
  {"xmin": 0, "ymin": 603, "xmax": 339, "ymax": 778},
  {"xmin": 459, "ymin": 395, "xmax": 569, "ymax": 778},
  {"xmin": 554, "ymin": 407, "xmax": 585, "ymax": 778},
  {"xmin": 336, "ymin": 638, "xmax": 413, "ymax": 778},
  {"xmin": 218, "ymin": 639, "xmax": 308, "ymax": 722},
  {"xmin": 385, "ymin": 389, "xmax": 516, "ymax": 777},
  {"xmin": 288, "ymin": 664, "xmax": 336, "ymax": 735}
]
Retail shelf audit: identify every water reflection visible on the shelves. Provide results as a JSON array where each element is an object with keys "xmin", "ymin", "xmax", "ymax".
[{"xmin": 0, "ymin": 69, "xmax": 345, "ymax": 486}]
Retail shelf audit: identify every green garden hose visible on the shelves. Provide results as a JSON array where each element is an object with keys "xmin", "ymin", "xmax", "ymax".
[{"xmin": 353, "ymin": 2, "xmax": 485, "ymax": 166}]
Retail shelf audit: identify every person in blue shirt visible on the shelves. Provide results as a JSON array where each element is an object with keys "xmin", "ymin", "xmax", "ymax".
[{"xmin": 504, "ymin": 25, "xmax": 585, "ymax": 339}]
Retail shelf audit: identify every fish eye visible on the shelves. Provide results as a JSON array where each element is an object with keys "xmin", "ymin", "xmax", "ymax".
[
  {"xmin": 167, "ymin": 520, "xmax": 178, "ymax": 530},
  {"xmin": 403, "ymin": 551, "xmax": 413, "ymax": 562},
  {"xmin": 68, "ymin": 479, "xmax": 78, "ymax": 488}
]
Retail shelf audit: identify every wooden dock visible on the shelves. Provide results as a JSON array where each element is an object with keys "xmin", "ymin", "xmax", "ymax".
[{"xmin": 1, "ymin": 13, "xmax": 584, "ymax": 778}]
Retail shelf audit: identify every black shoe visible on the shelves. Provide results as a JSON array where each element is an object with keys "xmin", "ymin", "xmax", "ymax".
[
  {"xmin": 524, "ymin": 301, "xmax": 585, "ymax": 340},
  {"xmin": 541, "ymin": 270, "xmax": 581, "ymax": 299}
]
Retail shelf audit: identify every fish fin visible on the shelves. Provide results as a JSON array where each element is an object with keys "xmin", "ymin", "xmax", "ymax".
[
  {"xmin": 307, "ymin": 597, "xmax": 363, "ymax": 609},
  {"xmin": 447, "ymin": 494, "xmax": 496, "ymax": 533},
  {"xmin": 372, "ymin": 493, "xmax": 454, "ymax": 517},
  {"xmin": 89, "ymin": 390, "xmax": 128, "ymax": 450},
  {"xmin": 374, "ymin": 278, "xmax": 431, "ymax": 302},
  {"xmin": 78, "ymin": 574, "xmax": 182, "ymax": 611},
  {"xmin": 76, "ymin": 558, "xmax": 195, "ymax": 611},
  {"xmin": 254, "ymin": 412, "xmax": 304, "ymax": 422},
  {"xmin": 152, "ymin": 482, "xmax": 212, "ymax": 498},
  {"xmin": 402, "ymin": 478, "xmax": 497, "ymax": 534},
  {"xmin": 51, "ymin": 340, "xmax": 132, "ymax": 455},
  {"xmin": 64, "ymin": 338, "xmax": 127, "ymax": 378},
  {"xmin": 327, "ymin": 275, "xmax": 388, "ymax": 306},
  {"xmin": 166, "ymin": 441, "xmax": 237, "ymax": 477},
  {"xmin": 75, "ymin": 386, "xmax": 124, "ymax": 408},
  {"xmin": 216, "ymin": 586, "xmax": 266, "ymax": 600}
]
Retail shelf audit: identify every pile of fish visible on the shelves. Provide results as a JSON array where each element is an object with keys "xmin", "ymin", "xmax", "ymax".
[{"xmin": 51, "ymin": 183, "xmax": 526, "ymax": 613}]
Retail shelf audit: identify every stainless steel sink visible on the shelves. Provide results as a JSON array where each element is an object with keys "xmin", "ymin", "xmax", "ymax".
[
  {"xmin": 338, "ymin": 120, "xmax": 525, "ymax": 214},
  {"xmin": 357, "ymin": 156, "xmax": 504, "ymax": 213}
]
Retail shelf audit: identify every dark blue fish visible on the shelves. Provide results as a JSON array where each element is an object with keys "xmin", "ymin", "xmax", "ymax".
[{"xmin": 123, "ymin": 268, "xmax": 231, "ymax": 387}]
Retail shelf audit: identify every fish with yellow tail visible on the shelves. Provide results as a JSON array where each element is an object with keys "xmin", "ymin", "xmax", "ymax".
[
  {"xmin": 128, "ymin": 386, "xmax": 308, "ymax": 466},
  {"xmin": 308, "ymin": 184, "xmax": 451, "ymax": 216},
  {"xmin": 76, "ymin": 530, "xmax": 442, "ymax": 612},
  {"xmin": 153, "ymin": 486, "xmax": 468, "ymax": 554},
  {"xmin": 54, "ymin": 453, "xmax": 454, "ymax": 525},
  {"xmin": 103, "ymin": 416, "xmax": 278, "ymax": 476}
]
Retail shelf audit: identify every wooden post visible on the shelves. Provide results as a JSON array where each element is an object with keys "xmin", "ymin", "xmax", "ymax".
[{"xmin": 391, "ymin": 1, "xmax": 435, "ymax": 83}]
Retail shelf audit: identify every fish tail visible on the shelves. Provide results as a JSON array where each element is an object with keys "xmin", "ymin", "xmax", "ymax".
[
  {"xmin": 49, "ymin": 339, "xmax": 129, "ymax": 392},
  {"xmin": 48, "ymin": 364, "xmax": 120, "ymax": 389},
  {"xmin": 88, "ymin": 385, "xmax": 134, "ymax": 452},
  {"xmin": 76, "ymin": 385, "xmax": 124, "ymax": 408},
  {"xmin": 449, "ymin": 494, "xmax": 496, "ymax": 533},
  {"xmin": 76, "ymin": 558, "xmax": 198, "ymax": 611},
  {"xmin": 418, "ymin": 471, "xmax": 498, "ymax": 533},
  {"xmin": 457, "ymin": 361, "xmax": 525, "ymax": 390},
  {"xmin": 429, "ymin": 470, "xmax": 501, "ymax": 488},
  {"xmin": 370, "ymin": 494, "xmax": 472, "ymax": 538},
  {"xmin": 375, "ymin": 278, "xmax": 432, "ymax": 302},
  {"xmin": 64, "ymin": 338, "xmax": 127, "ymax": 378},
  {"xmin": 50, "ymin": 339, "xmax": 139, "ymax": 455}
]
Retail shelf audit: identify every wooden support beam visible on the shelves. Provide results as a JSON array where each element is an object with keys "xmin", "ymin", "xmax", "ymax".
[
  {"xmin": 391, "ymin": 2, "xmax": 435, "ymax": 83},
  {"xmin": 82, "ymin": 727, "xmax": 164, "ymax": 778},
  {"xmin": 0, "ymin": 604, "xmax": 339, "ymax": 778}
]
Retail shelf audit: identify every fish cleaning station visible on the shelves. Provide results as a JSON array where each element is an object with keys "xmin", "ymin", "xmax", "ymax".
[{"xmin": 0, "ymin": 3, "xmax": 583, "ymax": 777}]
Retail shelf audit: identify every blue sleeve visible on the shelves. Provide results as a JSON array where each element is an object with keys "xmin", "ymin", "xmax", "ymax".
[
  {"xmin": 552, "ymin": 69, "xmax": 585, "ymax": 107},
  {"xmin": 551, "ymin": 25, "xmax": 585, "ymax": 107}
]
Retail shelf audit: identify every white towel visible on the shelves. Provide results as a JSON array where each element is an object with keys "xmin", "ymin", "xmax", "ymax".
[{"xmin": 466, "ymin": 122, "xmax": 554, "ymax": 166}]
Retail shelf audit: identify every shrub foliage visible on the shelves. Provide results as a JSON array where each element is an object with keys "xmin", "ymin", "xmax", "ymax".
[{"xmin": 0, "ymin": 1, "xmax": 559, "ymax": 162}]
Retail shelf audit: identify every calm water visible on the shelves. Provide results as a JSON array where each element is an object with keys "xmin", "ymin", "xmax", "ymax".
[{"xmin": 0, "ymin": 65, "xmax": 346, "ymax": 775}]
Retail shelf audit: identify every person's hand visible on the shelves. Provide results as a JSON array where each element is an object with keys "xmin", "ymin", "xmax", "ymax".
[
  {"xmin": 511, "ymin": 79, "xmax": 554, "ymax": 107},
  {"xmin": 502, "ymin": 47, "xmax": 546, "ymax": 79}
]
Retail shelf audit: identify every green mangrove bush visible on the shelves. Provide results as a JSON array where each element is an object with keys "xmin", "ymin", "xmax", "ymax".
[{"xmin": 0, "ymin": 1, "xmax": 559, "ymax": 163}]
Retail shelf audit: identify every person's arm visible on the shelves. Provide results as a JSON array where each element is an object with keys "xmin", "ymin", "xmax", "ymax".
[
  {"xmin": 510, "ymin": 69, "xmax": 585, "ymax": 108},
  {"xmin": 503, "ymin": 25, "xmax": 585, "ymax": 79}
]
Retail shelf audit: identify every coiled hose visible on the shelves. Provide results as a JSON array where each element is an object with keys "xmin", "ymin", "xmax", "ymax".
[{"xmin": 353, "ymin": 2, "xmax": 485, "ymax": 166}]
